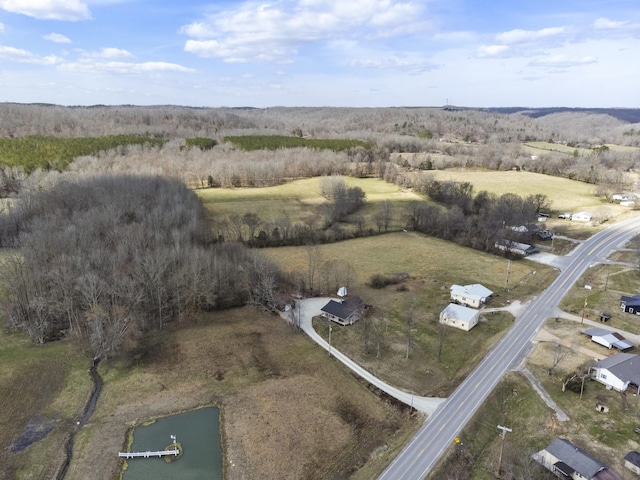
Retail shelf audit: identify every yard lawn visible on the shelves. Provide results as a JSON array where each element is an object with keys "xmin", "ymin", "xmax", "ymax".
[
  {"xmin": 560, "ymin": 263, "xmax": 640, "ymax": 335},
  {"xmin": 266, "ymin": 232, "xmax": 557, "ymax": 395},
  {"xmin": 525, "ymin": 318, "xmax": 640, "ymax": 477}
]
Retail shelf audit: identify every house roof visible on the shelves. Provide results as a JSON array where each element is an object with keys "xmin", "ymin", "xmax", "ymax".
[
  {"xmin": 594, "ymin": 353, "xmax": 640, "ymax": 385},
  {"xmin": 621, "ymin": 295, "xmax": 640, "ymax": 307},
  {"xmin": 625, "ymin": 451, "xmax": 640, "ymax": 467},
  {"xmin": 441, "ymin": 303, "xmax": 479, "ymax": 323},
  {"xmin": 545, "ymin": 438, "xmax": 607, "ymax": 479},
  {"xmin": 450, "ymin": 284, "xmax": 493, "ymax": 300},
  {"xmin": 320, "ymin": 296, "xmax": 365, "ymax": 321},
  {"xmin": 583, "ymin": 328, "xmax": 635, "ymax": 351}
]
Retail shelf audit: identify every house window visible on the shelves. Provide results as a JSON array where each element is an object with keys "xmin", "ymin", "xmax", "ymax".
[
  {"xmin": 631, "ymin": 308, "xmax": 635, "ymax": 314},
  {"xmin": 601, "ymin": 374, "xmax": 607, "ymax": 380}
]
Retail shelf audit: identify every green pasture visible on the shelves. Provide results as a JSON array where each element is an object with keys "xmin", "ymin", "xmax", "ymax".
[{"xmin": 197, "ymin": 177, "xmax": 423, "ymax": 225}]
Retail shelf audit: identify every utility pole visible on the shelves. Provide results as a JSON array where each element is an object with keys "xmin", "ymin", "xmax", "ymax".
[
  {"xmin": 497, "ymin": 425, "xmax": 512, "ymax": 476},
  {"xmin": 505, "ymin": 260, "xmax": 511, "ymax": 291},
  {"xmin": 581, "ymin": 297, "xmax": 588, "ymax": 324},
  {"xmin": 328, "ymin": 323, "xmax": 332, "ymax": 357}
]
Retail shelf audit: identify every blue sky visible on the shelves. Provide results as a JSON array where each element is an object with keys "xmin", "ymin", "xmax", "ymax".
[{"xmin": 0, "ymin": 0, "xmax": 639, "ymax": 107}]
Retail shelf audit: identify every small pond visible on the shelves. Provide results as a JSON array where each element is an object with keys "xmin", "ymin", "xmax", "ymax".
[{"xmin": 122, "ymin": 406, "xmax": 222, "ymax": 480}]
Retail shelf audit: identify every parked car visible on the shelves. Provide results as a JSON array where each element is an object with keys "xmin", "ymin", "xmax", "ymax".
[
  {"xmin": 558, "ymin": 212, "xmax": 572, "ymax": 219},
  {"xmin": 536, "ymin": 229, "xmax": 553, "ymax": 240}
]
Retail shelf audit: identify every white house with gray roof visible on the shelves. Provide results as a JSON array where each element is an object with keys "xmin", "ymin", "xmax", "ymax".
[
  {"xmin": 450, "ymin": 284, "xmax": 493, "ymax": 308},
  {"xmin": 533, "ymin": 438, "xmax": 622, "ymax": 480},
  {"xmin": 439, "ymin": 303, "xmax": 480, "ymax": 331},
  {"xmin": 590, "ymin": 353, "xmax": 640, "ymax": 394}
]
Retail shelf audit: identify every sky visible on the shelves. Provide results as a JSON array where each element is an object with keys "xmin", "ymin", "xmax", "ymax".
[{"xmin": 0, "ymin": 0, "xmax": 639, "ymax": 108}]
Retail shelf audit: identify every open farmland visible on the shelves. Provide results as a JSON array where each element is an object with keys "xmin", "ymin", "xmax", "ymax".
[
  {"xmin": 63, "ymin": 308, "xmax": 419, "ymax": 480},
  {"xmin": 426, "ymin": 170, "xmax": 632, "ymax": 218},
  {"xmin": 523, "ymin": 141, "xmax": 592, "ymax": 156},
  {"xmin": 197, "ymin": 176, "xmax": 423, "ymax": 226},
  {"xmin": 265, "ymin": 232, "xmax": 557, "ymax": 395}
]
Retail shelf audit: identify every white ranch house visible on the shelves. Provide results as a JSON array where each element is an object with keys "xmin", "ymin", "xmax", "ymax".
[
  {"xmin": 450, "ymin": 284, "xmax": 493, "ymax": 308},
  {"xmin": 590, "ymin": 353, "xmax": 640, "ymax": 394},
  {"xmin": 571, "ymin": 211, "xmax": 593, "ymax": 222},
  {"xmin": 439, "ymin": 304, "xmax": 480, "ymax": 331}
]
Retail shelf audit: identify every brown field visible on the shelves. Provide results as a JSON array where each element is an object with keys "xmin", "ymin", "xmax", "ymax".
[{"xmin": 63, "ymin": 308, "xmax": 421, "ymax": 480}]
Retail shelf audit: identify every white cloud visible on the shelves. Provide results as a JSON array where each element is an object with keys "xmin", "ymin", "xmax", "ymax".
[
  {"xmin": 0, "ymin": 0, "xmax": 91, "ymax": 21},
  {"xmin": 44, "ymin": 33, "xmax": 72, "ymax": 43},
  {"xmin": 181, "ymin": 0, "xmax": 427, "ymax": 63},
  {"xmin": 477, "ymin": 44, "xmax": 509, "ymax": 57},
  {"xmin": 350, "ymin": 57, "xmax": 438, "ymax": 74},
  {"xmin": 60, "ymin": 60, "xmax": 195, "ymax": 74},
  {"xmin": 529, "ymin": 54, "xmax": 597, "ymax": 68},
  {"xmin": 593, "ymin": 17, "xmax": 640, "ymax": 30},
  {"xmin": 495, "ymin": 26, "xmax": 566, "ymax": 44},
  {"xmin": 82, "ymin": 47, "xmax": 133, "ymax": 59},
  {"xmin": 0, "ymin": 45, "xmax": 61, "ymax": 64}
]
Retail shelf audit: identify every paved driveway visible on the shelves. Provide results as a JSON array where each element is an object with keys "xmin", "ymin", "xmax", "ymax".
[{"xmin": 286, "ymin": 297, "xmax": 445, "ymax": 415}]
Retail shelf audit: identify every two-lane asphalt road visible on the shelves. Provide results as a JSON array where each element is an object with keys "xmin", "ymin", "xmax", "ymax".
[{"xmin": 378, "ymin": 215, "xmax": 640, "ymax": 480}]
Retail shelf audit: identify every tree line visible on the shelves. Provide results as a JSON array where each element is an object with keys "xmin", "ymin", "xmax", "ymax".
[
  {"xmin": 0, "ymin": 174, "xmax": 282, "ymax": 358},
  {"xmin": 0, "ymin": 134, "xmax": 166, "ymax": 173}
]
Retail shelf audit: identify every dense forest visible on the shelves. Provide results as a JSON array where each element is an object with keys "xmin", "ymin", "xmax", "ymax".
[
  {"xmin": 0, "ymin": 175, "xmax": 282, "ymax": 357},
  {"xmin": 0, "ymin": 103, "xmax": 639, "ymax": 355}
]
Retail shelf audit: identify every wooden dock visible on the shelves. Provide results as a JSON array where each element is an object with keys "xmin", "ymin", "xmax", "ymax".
[{"xmin": 118, "ymin": 449, "xmax": 179, "ymax": 459}]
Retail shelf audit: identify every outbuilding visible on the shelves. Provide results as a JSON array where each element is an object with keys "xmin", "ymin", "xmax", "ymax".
[
  {"xmin": 439, "ymin": 303, "xmax": 480, "ymax": 331},
  {"xmin": 571, "ymin": 211, "xmax": 593, "ymax": 222},
  {"xmin": 582, "ymin": 328, "xmax": 635, "ymax": 351}
]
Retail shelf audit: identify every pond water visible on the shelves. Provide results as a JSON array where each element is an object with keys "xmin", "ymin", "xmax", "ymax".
[{"xmin": 122, "ymin": 407, "xmax": 222, "ymax": 480}]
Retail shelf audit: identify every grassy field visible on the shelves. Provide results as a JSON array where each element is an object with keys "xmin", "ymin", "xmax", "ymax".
[
  {"xmin": 523, "ymin": 141, "xmax": 592, "ymax": 156},
  {"xmin": 266, "ymin": 232, "xmax": 557, "ymax": 395},
  {"xmin": 0, "ymin": 329, "xmax": 92, "ymax": 480},
  {"xmin": 63, "ymin": 308, "xmax": 421, "ymax": 480},
  {"xmin": 197, "ymin": 176, "xmax": 423, "ymax": 228}
]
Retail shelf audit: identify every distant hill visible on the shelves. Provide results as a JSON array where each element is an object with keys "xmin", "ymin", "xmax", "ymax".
[{"xmin": 482, "ymin": 107, "xmax": 640, "ymax": 123}]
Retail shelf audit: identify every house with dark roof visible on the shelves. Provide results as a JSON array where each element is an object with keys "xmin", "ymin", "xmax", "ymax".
[
  {"xmin": 320, "ymin": 296, "xmax": 367, "ymax": 326},
  {"xmin": 439, "ymin": 303, "xmax": 480, "ymax": 332},
  {"xmin": 450, "ymin": 284, "xmax": 493, "ymax": 308},
  {"xmin": 590, "ymin": 353, "xmax": 640, "ymax": 394},
  {"xmin": 624, "ymin": 451, "xmax": 640, "ymax": 475},
  {"xmin": 582, "ymin": 328, "xmax": 635, "ymax": 352},
  {"xmin": 621, "ymin": 295, "xmax": 640, "ymax": 315},
  {"xmin": 533, "ymin": 438, "xmax": 622, "ymax": 480}
]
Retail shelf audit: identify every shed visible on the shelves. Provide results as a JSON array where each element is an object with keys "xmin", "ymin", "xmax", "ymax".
[
  {"xmin": 624, "ymin": 451, "xmax": 640, "ymax": 475},
  {"xmin": 583, "ymin": 328, "xmax": 635, "ymax": 351},
  {"xmin": 621, "ymin": 295, "xmax": 640, "ymax": 315},
  {"xmin": 439, "ymin": 304, "xmax": 480, "ymax": 331}
]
